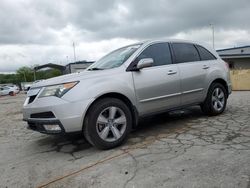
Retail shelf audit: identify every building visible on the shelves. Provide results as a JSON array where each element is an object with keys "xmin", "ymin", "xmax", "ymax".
[
  {"xmin": 34, "ymin": 60, "xmax": 94, "ymax": 75},
  {"xmin": 217, "ymin": 46, "xmax": 250, "ymax": 69},
  {"xmin": 64, "ymin": 61, "xmax": 94, "ymax": 73},
  {"xmin": 217, "ymin": 46, "xmax": 250, "ymax": 91}
]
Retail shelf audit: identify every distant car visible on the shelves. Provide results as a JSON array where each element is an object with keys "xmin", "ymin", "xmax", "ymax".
[
  {"xmin": 23, "ymin": 39, "xmax": 231, "ymax": 149},
  {"xmin": 8, "ymin": 85, "xmax": 20, "ymax": 94},
  {"xmin": 0, "ymin": 87, "xmax": 9, "ymax": 96},
  {"xmin": 0, "ymin": 86, "xmax": 19, "ymax": 96}
]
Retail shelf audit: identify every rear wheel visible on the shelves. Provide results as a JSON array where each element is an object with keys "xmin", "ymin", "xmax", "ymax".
[
  {"xmin": 201, "ymin": 82, "xmax": 227, "ymax": 116},
  {"xmin": 83, "ymin": 98, "xmax": 132, "ymax": 150}
]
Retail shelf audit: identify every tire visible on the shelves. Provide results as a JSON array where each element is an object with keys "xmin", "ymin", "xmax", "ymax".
[
  {"xmin": 201, "ymin": 82, "xmax": 227, "ymax": 116},
  {"xmin": 83, "ymin": 98, "xmax": 132, "ymax": 150}
]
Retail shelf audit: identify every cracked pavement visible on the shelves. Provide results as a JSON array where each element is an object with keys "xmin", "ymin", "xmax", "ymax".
[{"xmin": 0, "ymin": 92, "xmax": 249, "ymax": 188}]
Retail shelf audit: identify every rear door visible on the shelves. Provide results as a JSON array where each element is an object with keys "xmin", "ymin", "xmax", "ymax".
[
  {"xmin": 171, "ymin": 43, "xmax": 211, "ymax": 105},
  {"xmin": 131, "ymin": 42, "xmax": 181, "ymax": 115}
]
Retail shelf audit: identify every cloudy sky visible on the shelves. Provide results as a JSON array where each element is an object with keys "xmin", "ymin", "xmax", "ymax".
[{"xmin": 0, "ymin": 0, "xmax": 250, "ymax": 73}]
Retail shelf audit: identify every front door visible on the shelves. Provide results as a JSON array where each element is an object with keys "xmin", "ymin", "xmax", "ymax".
[{"xmin": 132, "ymin": 42, "xmax": 181, "ymax": 115}]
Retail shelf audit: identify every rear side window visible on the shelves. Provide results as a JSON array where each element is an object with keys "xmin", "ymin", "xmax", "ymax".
[
  {"xmin": 136, "ymin": 43, "xmax": 172, "ymax": 67},
  {"xmin": 196, "ymin": 45, "xmax": 216, "ymax": 61},
  {"xmin": 172, "ymin": 43, "xmax": 200, "ymax": 63}
]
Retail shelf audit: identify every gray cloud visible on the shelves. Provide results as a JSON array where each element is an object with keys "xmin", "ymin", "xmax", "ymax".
[
  {"xmin": 82, "ymin": 0, "xmax": 250, "ymax": 40},
  {"xmin": 0, "ymin": 0, "xmax": 250, "ymax": 72},
  {"xmin": 1, "ymin": 0, "xmax": 250, "ymax": 44}
]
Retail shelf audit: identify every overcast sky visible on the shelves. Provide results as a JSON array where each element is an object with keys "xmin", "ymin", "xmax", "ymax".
[{"xmin": 0, "ymin": 0, "xmax": 250, "ymax": 73}]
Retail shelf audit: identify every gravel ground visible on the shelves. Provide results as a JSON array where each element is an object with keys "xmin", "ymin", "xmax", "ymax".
[{"xmin": 0, "ymin": 92, "xmax": 249, "ymax": 188}]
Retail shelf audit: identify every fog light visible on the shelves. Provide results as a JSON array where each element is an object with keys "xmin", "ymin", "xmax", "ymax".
[{"xmin": 44, "ymin": 124, "xmax": 61, "ymax": 131}]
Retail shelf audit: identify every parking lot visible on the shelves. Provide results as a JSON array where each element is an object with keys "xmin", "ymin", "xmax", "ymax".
[{"xmin": 0, "ymin": 92, "xmax": 249, "ymax": 188}]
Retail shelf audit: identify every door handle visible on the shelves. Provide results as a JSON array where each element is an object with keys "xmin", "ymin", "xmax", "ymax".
[
  {"xmin": 167, "ymin": 70, "xmax": 177, "ymax": 75},
  {"xmin": 202, "ymin": 65, "xmax": 210, "ymax": 69}
]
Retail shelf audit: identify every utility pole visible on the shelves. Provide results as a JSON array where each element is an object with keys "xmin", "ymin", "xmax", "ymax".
[
  {"xmin": 73, "ymin": 42, "xmax": 76, "ymax": 62},
  {"xmin": 210, "ymin": 23, "xmax": 215, "ymax": 49},
  {"xmin": 66, "ymin": 56, "xmax": 69, "ymax": 64}
]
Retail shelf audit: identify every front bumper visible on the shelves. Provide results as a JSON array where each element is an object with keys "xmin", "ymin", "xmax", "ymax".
[
  {"xmin": 24, "ymin": 118, "xmax": 65, "ymax": 134},
  {"xmin": 23, "ymin": 94, "xmax": 94, "ymax": 134}
]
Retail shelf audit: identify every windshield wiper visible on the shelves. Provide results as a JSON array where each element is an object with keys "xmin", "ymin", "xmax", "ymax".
[{"xmin": 87, "ymin": 67, "xmax": 104, "ymax": 71}]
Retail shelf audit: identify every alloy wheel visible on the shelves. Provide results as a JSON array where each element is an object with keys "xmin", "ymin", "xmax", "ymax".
[
  {"xmin": 96, "ymin": 106, "xmax": 127, "ymax": 142},
  {"xmin": 212, "ymin": 87, "xmax": 225, "ymax": 111}
]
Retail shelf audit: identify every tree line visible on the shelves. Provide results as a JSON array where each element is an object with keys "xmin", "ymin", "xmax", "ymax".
[{"xmin": 0, "ymin": 66, "xmax": 62, "ymax": 84}]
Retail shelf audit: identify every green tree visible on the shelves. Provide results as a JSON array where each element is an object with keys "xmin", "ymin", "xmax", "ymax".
[
  {"xmin": 16, "ymin": 66, "xmax": 34, "ymax": 82},
  {"xmin": 0, "ymin": 66, "xmax": 63, "ymax": 85},
  {"xmin": 0, "ymin": 74, "xmax": 18, "ymax": 84}
]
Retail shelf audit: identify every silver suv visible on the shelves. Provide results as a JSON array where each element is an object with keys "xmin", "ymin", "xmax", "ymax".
[{"xmin": 23, "ymin": 39, "xmax": 231, "ymax": 149}]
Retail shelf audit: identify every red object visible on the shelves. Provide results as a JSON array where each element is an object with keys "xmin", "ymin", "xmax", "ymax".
[{"xmin": 10, "ymin": 91, "xmax": 16, "ymax": 96}]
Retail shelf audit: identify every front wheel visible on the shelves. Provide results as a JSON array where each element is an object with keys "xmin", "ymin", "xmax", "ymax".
[
  {"xmin": 83, "ymin": 98, "xmax": 132, "ymax": 150},
  {"xmin": 201, "ymin": 83, "xmax": 227, "ymax": 116},
  {"xmin": 9, "ymin": 91, "xmax": 14, "ymax": 96}
]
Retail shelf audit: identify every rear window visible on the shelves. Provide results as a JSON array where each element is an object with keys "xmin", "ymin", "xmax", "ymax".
[
  {"xmin": 172, "ymin": 43, "xmax": 200, "ymax": 63},
  {"xmin": 196, "ymin": 45, "xmax": 216, "ymax": 61}
]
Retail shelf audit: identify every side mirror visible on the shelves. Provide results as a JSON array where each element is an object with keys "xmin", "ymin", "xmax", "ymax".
[{"xmin": 137, "ymin": 58, "xmax": 154, "ymax": 70}]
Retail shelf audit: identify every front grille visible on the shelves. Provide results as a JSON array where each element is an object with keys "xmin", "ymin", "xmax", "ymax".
[{"xmin": 30, "ymin": 111, "xmax": 55, "ymax": 119}]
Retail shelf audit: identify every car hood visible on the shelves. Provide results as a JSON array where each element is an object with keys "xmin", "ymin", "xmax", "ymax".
[{"xmin": 31, "ymin": 69, "xmax": 120, "ymax": 88}]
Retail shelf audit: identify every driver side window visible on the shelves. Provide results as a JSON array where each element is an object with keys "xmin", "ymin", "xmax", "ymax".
[{"xmin": 136, "ymin": 43, "xmax": 172, "ymax": 67}]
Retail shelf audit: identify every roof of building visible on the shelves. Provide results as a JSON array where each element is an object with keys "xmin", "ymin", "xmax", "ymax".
[
  {"xmin": 65, "ymin": 61, "xmax": 94, "ymax": 67},
  {"xmin": 219, "ymin": 54, "xmax": 250, "ymax": 59},
  {"xmin": 217, "ymin": 45, "xmax": 250, "ymax": 59},
  {"xmin": 217, "ymin": 45, "xmax": 250, "ymax": 52},
  {"xmin": 66, "ymin": 60, "xmax": 94, "ymax": 66},
  {"xmin": 34, "ymin": 61, "xmax": 94, "ymax": 71},
  {"xmin": 34, "ymin": 63, "xmax": 65, "ymax": 71}
]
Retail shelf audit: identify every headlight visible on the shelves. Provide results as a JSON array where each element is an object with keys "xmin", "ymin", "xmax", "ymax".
[{"xmin": 39, "ymin": 82, "xmax": 78, "ymax": 98}]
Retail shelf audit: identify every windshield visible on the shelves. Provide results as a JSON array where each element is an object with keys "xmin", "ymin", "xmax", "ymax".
[{"xmin": 87, "ymin": 44, "xmax": 141, "ymax": 70}]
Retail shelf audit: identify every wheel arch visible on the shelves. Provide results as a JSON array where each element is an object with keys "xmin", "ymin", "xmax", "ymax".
[
  {"xmin": 209, "ymin": 78, "xmax": 229, "ymax": 98},
  {"xmin": 82, "ymin": 92, "xmax": 139, "ymax": 130}
]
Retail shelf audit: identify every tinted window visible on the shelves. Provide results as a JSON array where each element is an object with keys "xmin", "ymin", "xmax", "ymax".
[
  {"xmin": 196, "ymin": 45, "xmax": 216, "ymax": 61},
  {"xmin": 172, "ymin": 43, "xmax": 200, "ymax": 63},
  {"xmin": 137, "ymin": 43, "xmax": 172, "ymax": 66}
]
